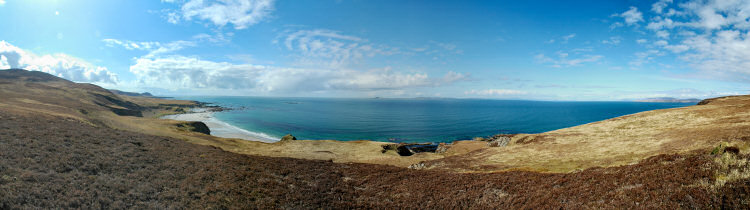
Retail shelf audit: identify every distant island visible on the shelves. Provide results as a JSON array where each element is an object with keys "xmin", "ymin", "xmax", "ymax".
[{"xmin": 635, "ymin": 97, "xmax": 702, "ymax": 103}]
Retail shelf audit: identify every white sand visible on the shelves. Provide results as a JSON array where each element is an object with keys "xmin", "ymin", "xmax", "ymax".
[{"xmin": 162, "ymin": 111, "xmax": 279, "ymax": 143}]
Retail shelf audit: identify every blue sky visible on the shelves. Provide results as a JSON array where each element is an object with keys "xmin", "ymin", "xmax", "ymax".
[{"xmin": 1, "ymin": 0, "xmax": 749, "ymax": 100}]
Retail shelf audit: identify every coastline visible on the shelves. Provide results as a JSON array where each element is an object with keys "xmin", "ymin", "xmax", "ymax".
[{"xmin": 161, "ymin": 108, "xmax": 279, "ymax": 143}]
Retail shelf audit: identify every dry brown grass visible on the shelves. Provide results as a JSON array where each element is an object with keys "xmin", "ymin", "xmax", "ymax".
[
  {"xmin": 6, "ymin": 110, "xmax": 748, "ymax": 209},
  {"xmin": 423, "ymin": 97, "xmax": 750, "ymax": 173}
]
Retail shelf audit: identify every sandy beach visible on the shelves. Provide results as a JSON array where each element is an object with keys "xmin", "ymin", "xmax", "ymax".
[{"xmin": 161, "ymin": 109, "xmax": 279, "ymax": 143}]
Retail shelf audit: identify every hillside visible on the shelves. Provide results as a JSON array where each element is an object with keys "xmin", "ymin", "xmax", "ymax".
[
  {"xmin": 421, "ymin": 96, "xmax": 750, "ymax": 172},
  {"xmin": 2, "ymin": 69, "xmax": 750, "ymax": 208}
]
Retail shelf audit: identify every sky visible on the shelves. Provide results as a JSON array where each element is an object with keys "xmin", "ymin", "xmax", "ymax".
[{"xmin": 1, "ymin": 0, "xmax": 749, "ymax": 101}]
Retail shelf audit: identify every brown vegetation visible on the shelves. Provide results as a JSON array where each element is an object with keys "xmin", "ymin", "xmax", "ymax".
[{"xmin": 2, "ymin": 111, "xmax": 750, "ymax": 208}]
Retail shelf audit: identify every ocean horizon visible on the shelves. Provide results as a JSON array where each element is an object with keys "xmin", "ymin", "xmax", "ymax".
[{"xmin": 172, "ymin": 96, "xmax": 695, "ymax": 143}]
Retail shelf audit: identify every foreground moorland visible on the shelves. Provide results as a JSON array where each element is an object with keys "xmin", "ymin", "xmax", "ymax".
[{"xmin": 1, "ymin": 69, "xmax": 750, "ymax": 208}]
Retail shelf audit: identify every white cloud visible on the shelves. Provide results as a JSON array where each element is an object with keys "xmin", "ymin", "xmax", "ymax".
[
  {"xmin": 654, "ymin": 40, "xmax": 668, "ymax": 46},
  {"xmin": 535, "ymin": 52, "xmax": 603, "ymax": 68},
  {"xmin": 165, "ymin": 0, "xmax": 275, "ymax": 29},
  {"xmin": 656, "ymin": 30, "xmax": 670, "ymax": 39},
  {"xmin": 129, "ymin": 55, "xmax": 468, "ymax": 92},
  {"xmin": 664, "ymin": 44, "xmax": 689, "ymax": 53},
  {"xmin": 632, "ymin": 0, "xmax": 750, "ymax": 81},
  {"xmin": 464, "ymin": 89, "xmax": 527, "ymax": 96},
  {"xmin": 647, "ymin": 17, "xmax": 676, "ymax": 31},
  {"xmin": 680, "ymin": 30, "xmax": 750, "ymax": 81},
  {"xmin": 0, "ymin": 41, "xmax": 118, "ymax": 84},
  {"xmin": 441, "ymin": 71, "xmax": 470, "ymax": 84},
  {"xmin": 619, "ymin": 6, "xmax": 644, "ymax": 25},
  {"xmin": 679, "ymin": 0, "xmax": 750, "ymax": 30},
  {"xmin": 636, "ymin": 39, "xmax": 648, "ymax": 44}
]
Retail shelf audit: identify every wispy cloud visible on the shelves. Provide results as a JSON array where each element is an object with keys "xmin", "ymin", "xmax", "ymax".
[
  {"xmin": 277, "ymin": 29, "xmax": 399, "ymax": 68},
  {"xmin": 102, "ymin": 38, "xmax": 196, "ymax": 58},
  {"xmin": 546, "ymin": 33, "xmax": 577, "ymax": 44},
  {"xmin": 601, "ymin": 36, "xmax": 622, "ymax": 45},
  {"xmin": 535, "ymin": 51, "xmax": 603, "ymax": 68},
  {"xmin": 464, "ymin": 89, "xmax": 527, "ymax": 96},
  {"xmin": 629, "ymin": 49, "xmax": 662, "ymax": 67}
]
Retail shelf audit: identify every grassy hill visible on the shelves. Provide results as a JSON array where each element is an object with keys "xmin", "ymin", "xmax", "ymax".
[{"xmin": 2, "ymin": 69, "xmax": 750, "ymax": 208}]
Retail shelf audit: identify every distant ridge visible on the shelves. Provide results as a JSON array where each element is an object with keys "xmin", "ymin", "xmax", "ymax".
[
  {"xmin": 635, "ymin": 97, "xmax": 701, "ymax": 103},
  {"xmin": 109, "ymin": 89, "xmax": 154, "ymax": 97},
  {"xmin": 0, "ymin": 68, "xmax": 71, "ymax": 83}
]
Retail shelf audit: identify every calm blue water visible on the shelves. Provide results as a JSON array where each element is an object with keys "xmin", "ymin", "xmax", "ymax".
[{"xmin": 174, "ymin": 96, "xmax": 694, "ymax": 143}]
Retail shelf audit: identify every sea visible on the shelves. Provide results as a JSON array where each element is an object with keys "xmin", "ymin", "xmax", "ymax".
[{"xmin": 172, "ymin": 96, "xmax": 695, "ymax": 143}]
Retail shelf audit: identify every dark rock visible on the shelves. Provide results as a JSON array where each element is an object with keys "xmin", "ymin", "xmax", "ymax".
[
  {"xmin": 281, "ymin": 134, "xmax": 297, "ymax": 141},
  {"xmin": 176, "ymin": 122, "xmax": 210, "ymax": 135},
  {"xmin": 396, "ymin": 145, "xmax": 413, "ymax": 156},
  {"xmin": 407, "ymin": 144, "xmax": 438, "ymax": 153},
  {"xmin": 383, "ymin": 143, "xmax": 439, "ymax": 156},
  {"xmin": 725, "ymin": 146, "xmax": 740, "ymax": 155}
]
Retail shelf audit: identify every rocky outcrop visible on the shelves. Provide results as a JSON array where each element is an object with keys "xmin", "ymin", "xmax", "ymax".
[
  {"xmin": 382, "ymin": 143, "xmax": 439, "ymax": 156},
  {"xmin": 435, "ymin": 143, "xmax": 451, "ymax": 153},
  {"xmin": 488, "ymin": 136, "xmax": 511, "ymax": 147},
  {"xmin": 281, "ymin": 134, "xmax": 297, "ymax": 141},
  {"xmin": 473, "ymin": 134, "xmax": 513, "ymax": 147},
  {"xmin": 408, "ymin": 162, "xmax": 426, "ymax": 170},
  {"xmin": 176, "ymin": 122, "xmax": 210, "ymax": 135}
]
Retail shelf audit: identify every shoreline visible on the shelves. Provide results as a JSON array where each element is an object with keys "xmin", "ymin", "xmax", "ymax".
[{"xmin": 161, "ymin": 108, "xmax": 279, "ymax": 143}]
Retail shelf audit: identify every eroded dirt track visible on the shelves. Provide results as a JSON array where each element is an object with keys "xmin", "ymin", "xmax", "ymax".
[{"xmin": 1, "ymin": 111, "xmax": 748, "ymax": 209}]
